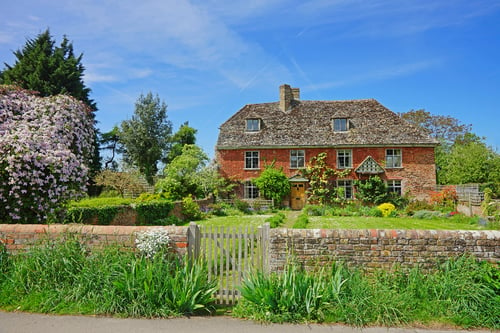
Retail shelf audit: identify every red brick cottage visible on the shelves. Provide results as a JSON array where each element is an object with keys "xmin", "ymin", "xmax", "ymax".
[{"xmin": 216, "ymin": 84, "xmax": 438, "ymax": 209}]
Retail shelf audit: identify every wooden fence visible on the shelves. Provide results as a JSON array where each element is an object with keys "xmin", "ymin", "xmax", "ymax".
[{"xmin": 187, "ymin": 223, "xmax": 270, "ymax": 304}]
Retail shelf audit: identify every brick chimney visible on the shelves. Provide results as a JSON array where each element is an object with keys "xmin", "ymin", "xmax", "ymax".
[{"xmin": 279, "ymin": 84, "xmax": 300, "ymax": 111}]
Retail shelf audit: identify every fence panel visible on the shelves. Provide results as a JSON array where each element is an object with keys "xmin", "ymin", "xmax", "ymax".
[{"xmin": 196, "ymin": 223, "xmax": 269, "ymax": 304}]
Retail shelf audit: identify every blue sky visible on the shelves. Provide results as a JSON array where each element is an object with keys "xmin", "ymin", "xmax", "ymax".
[{"xmin": 1, "ymin": 0, "xmax": 499, "ymax": 158}]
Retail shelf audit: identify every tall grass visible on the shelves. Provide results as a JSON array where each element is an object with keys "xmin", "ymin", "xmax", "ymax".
[
  {"xmin": 0, "ymin": 235, "xmax": 217, "ymax": 317},
  {"xmin": 234, "ymin": 256, "xmax": 500, "ymax": 328}
]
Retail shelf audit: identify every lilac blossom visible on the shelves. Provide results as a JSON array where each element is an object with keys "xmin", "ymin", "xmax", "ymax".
[{"xmin": 0, "ymin": 85, "xmax": 95, "ymax": 223}]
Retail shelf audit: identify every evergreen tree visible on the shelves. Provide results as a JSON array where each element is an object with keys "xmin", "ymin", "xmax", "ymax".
[
  {"xmin": 166, "ymin": 121, "xmax": 197, "ymax": 164},
  {"xmin": 120, "ymin": 92, "xmax": 172, "ymax": 185},
  {"xmin": 0, "ymin": 29, "xmax": 95, "ymax": 109}
]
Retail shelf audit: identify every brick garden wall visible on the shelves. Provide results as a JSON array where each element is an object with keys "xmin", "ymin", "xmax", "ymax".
[
  {"xmin": 268, "ymin": 228, "xmax": 500, "ymax": 272},
  {"xmin": 0, "ymin": 224, "xmax": 189, "ymax": 255}
]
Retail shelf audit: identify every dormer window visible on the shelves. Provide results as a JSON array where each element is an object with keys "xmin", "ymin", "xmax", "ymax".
[
  {"xmin": 333, "ymin": 118, "xmax": 348, "ymax": 132},
  {"xmin": 246, "ymin": 118, "xmax": 261, "ymax": 132}
]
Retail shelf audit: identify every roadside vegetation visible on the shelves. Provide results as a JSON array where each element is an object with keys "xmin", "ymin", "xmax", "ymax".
[
  {"xmin": 234, "ymin": 256, "xmax": 500, "ymax": 328},
  {"xmin": 0, "ymin": 234, "xmax": 216, "ymax": 317}
]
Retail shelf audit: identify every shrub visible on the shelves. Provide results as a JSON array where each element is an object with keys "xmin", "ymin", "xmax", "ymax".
[
  {"xmin": 303, "ymin": 205, "xmax": 326, "ymax": 216},
  {"xmin": 429, "ymin": 187, "xmax": 458, "ymax": 211},
  {"xmin": 377, "ymin": 203, "xmax": 396, "ymax": 217},
  {"xmin": 0, "ymin": 87, "xmax": 95, "ymax": 223},
  {"xmin": 253, "ymin": 163, "xmax": 291, "ymax": 207},
  {"xmin": 412, "ymin": 210, "xmax": 444, "ymax": 219},
  {"xmin": 354, "ymin": 176, "xmax": 389, "ymax": 205},
  {"xmin": 405, "ymin": 199, "xmax": 434, "ymax": 216},
  {"xmin": 234, "ymin": 199, "xmax": 251, "ymax": 214},
  {"xmin": 181, "ymin": 196, "xmax": 203, "ymax": 221},
  {"xmin": 265, "ymin": 212, "xmax": 286, "ymax": 228},
  {"xmin": 135, "ymin": 200, "xmax": 174, "ymax": 225},
  {"xmin": 68, "ymin": 197, "xmax": 135, "ymax": 207},
  {"xmin": 64, "ymin": 206, "xmax": 120, "ymax": 225}
]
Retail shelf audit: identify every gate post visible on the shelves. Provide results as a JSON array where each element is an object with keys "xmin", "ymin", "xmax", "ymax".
[
  {"xmin": 188, "ymin": 222, "xmax": 201, "ymax": 261},
  {"xmin": 259, "ymin": 222, "xmax": 271, "ymax": 275}
]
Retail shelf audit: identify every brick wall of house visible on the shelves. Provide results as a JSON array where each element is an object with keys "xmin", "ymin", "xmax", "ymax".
[
  {"xmin": 0, "ymin": 224, "xmax": 189, "ymax": 255},
  {"xmin": 268, "ymin": 228, "xmax": 500, "ymax": 272},
  {"xmin": 217, "ymin": 146, "xmax": 436, "ymax": 200}
]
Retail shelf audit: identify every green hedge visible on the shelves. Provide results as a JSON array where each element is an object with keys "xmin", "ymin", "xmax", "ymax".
[
  {"xmin": 63, "ymin": 200, "xmax": 174, "ymax": 226},
  {"xmin": 135, "ymin": 201, "xmax": 174, "ymax": 225}
]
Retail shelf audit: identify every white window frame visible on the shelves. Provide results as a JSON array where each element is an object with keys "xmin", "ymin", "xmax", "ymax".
[
  {"xmin": 290, "ymin": 150, "xmax": 305, "ymax": 169},
  {"xmin": 386, "ymin": 149, "xmax": 402, "ymax": 168},
  {"xmin": 246, "ymin": 119, "xmax": 260, "ymax": 132},
  {"xmin": 337, "ymin": 149, "xmax": 352, "ymax": 169},
  {"xmin": 333, "ymin": 118, "xmax": 348, "ymax": 132},
  {"xmin": 244, "ymin": 181, "xmax": 259, "ymax": 199},
  {"xmin": 336, "ymin": 180, "xmax": 353, "ymax": 199},
  {"xmin": 387, "ymin": 180, "xmax": 402, "ymax": 196},
  {"xmin": 245, "ymin": 151, "xmax": 259, "ymax": 169}
]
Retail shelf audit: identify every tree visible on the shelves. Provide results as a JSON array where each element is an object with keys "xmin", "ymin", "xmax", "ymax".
[
  {"xmin": 253, "ymin": 162, "xmax": 290, "ymax": 207},
  {"xmin": 197, "ymin": 160, "xmax": 230, "ymax": 199},
  {"xmin": 0, "ymin": 29, "xmax": 100, "ymax": 180},
  {"xmin": 401, "ymin": 109, "xmax": 499, "ymax": 186},
  {"xmin": 94, "ymin": 170, "xmax": 145, "ymax": 198},
  {"xmin": 120, "ymin": 92, "xmax": 172, "ymax": 185},
  {"xmin": 400, "ymin": 109, "xmax": 471, "ymax": 146},
  {"xmin": 156, "ymin": 145, "xmax": 209, "ymax": 200},
  {"xmin": 439, "ymin": 136, "xmax": 500, "ymax": 185},
  {"xmin": 166, "ymin": 121, "xmax": 197, "ymax": 164},
  {"xmin": 0, "ymin": 86, "xmax": 94, "ymax": 223},
  {"xmin": 99, "ymin": 126, "xmax": 123, "ymax": 170}
]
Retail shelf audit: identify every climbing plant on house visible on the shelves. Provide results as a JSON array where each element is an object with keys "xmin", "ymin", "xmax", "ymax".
[{"xmin": 302, "ymin": 152, "xmax": 350, "ymax": 205}]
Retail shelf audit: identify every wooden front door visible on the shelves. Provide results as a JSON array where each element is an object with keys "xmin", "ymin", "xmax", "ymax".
[{"xmin": 290, "ymin": 182, "xmax": 306, "ymax": 210}]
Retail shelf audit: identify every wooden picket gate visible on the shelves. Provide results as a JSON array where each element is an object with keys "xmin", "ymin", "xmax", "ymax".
[{"xmin": 188, "ymin": 223, "xmax": 270, "ymax": 305}]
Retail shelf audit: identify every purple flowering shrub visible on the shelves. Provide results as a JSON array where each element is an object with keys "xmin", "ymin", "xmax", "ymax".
[{"xmin": 0, "ymin": 86, "xmax": 95, "ymax": 223}]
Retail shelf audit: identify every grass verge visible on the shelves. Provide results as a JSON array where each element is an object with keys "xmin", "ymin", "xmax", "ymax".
[
  {"xmin": 0, "ymin": 235, "xmax": 217, "ymax": 317},
  {"xmin": 233, "ymin": 256, "xmax": 500, "ymax": 328}
]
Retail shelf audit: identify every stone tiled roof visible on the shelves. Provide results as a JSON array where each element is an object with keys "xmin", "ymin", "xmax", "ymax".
[{"xmin": 216, "ymin": 99, "xmax": 438, "ymax": 149}]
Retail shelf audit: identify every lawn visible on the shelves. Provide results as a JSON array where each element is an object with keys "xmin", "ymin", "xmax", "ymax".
[{"xmin": 197, "ymin": 211, "xmax": 498, "ymax": 230}]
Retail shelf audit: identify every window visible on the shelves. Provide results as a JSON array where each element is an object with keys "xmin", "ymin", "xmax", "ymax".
[
  {"xmin": 244, "ymin": 181, "xmax": 259, "ymax": 199},
  {"xmin": 246, "ymin": 119, "xmax": 260, "ymax": 132},
  {"xmin": 387, "ymin": 180, "xmax": 402, "ymax": 196},
  {"xmin": 337, "ymin": 149, "xmax": 352, "ymax": 168},
  {"xmin": 333, "ymin": 118, "xmax": 348, "ymax": 132},
  {"xmin": 245, "ymin": 151, "xmax": 259, "ymax": 169},
  {"xmin": 386, "ymin": 149, "xmax": 402, "ymax": 168},
  {"xmin": 336, "ymin": 180, "xmax": 353, "ymax": 199},
  {"xmin": 290, "ymin": 150, "xmax": 305, "ymax": 168}
]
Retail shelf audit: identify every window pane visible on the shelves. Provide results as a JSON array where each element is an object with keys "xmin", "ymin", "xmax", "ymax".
[
  {"xmin": 386, "ymin": 149, "xmax": 402, "ymax": 168},
  {"xmin": 245, "ymin": 151, "xmax": 259, "ymax": 169},
  {"xmin": 337, "ymin": 150, "xmax": 352, "ymax": 168},
  {"xmin": 388, "ymin": 180, "xmax": 402, "ymax": 195},
  {"xmin": 337, "ymin": 180, "xmax": 353, "ymax": 199},
  {"xmin": 246, "ymin": 119, "xmax": 260, "ymax": 131},
  {"xmin": 290, "ymin": 150, "xmax": 305, "ymax": 168},
  {"xmin": 334, "ymin": 118, "xmax": 348, "ymax": 131},
  {"xmin": 244, "ymin": 181, "xmax": 259, "ymax": 199}
]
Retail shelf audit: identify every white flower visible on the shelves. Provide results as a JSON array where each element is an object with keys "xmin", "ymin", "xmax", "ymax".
[{"xmin": 135, "ymin": 229, "xmax": 171, "ymax": 259}]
